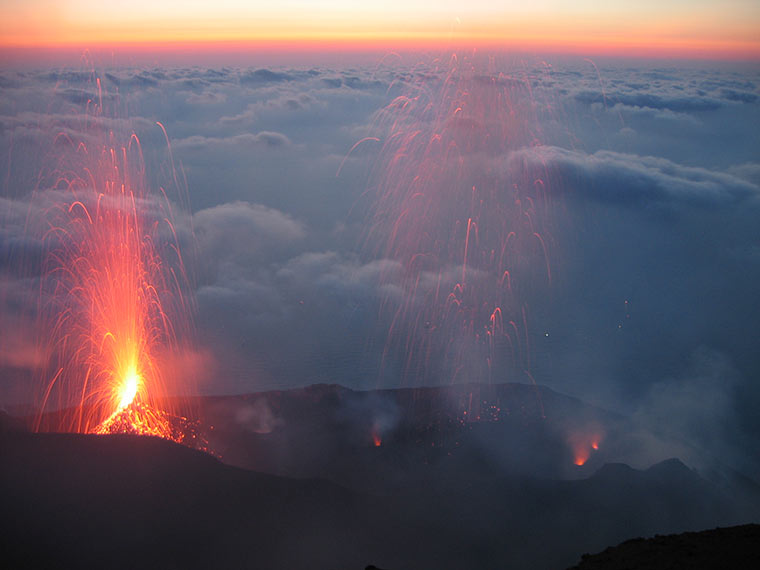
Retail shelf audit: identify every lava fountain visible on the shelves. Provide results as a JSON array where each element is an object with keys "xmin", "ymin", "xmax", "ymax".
[
  {"xmin": 32, "ymin": 115, "xmax": 198, "ymax": 444},
  {"xmin": 367, "ymin": 54, "xmax": 557, "ymax": 387}
]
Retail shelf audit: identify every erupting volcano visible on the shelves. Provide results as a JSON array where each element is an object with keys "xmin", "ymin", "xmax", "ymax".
[
  {"xmin": 368, "ymin": 55, "xmax": 556, "ymax": 387},
  {"xmin": 32, "ymin": 106, "xmax": 199, "ymax": 445}
]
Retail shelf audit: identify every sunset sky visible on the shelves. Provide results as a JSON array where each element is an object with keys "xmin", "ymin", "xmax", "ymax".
[{"xmin": 1, "ymin": 0, "xmax": 759, "ymax": 59}]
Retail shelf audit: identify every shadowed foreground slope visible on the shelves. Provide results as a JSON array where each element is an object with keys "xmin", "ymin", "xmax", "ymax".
[
  {"xmin": 1, "ymin": 430, "xmax": 369, "ymax": 569},
  {"xmin": 2, "ymin": 424, "xmax": 757, "ymax": 569},
  {"xmin": 567, "ymin": 524, "xmax": 760, "ymax": 569}
]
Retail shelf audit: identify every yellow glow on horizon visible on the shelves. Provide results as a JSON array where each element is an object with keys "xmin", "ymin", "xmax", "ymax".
[{"xmin": 1, "ymin": 1, "xmax": 758, "ymax": 59}]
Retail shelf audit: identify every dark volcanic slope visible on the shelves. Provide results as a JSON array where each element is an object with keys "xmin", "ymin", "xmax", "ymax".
[
  {"xmin": 1, "ymin": 431, "xmax": 367, "ymax": 570},
  {"xmin": 2, "ymin": 427, "xmax": 757, "ymax": 570},
  {"xmin": 567, "ymin": 524, "xmax": 760, "ymax": 570},
  {"xmin": 198, "ymin": 382, "xmax": 629, "ymax": 488}
]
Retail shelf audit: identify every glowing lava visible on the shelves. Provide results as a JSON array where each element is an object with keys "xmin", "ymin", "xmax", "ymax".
[
  {"xmin": 32, "ymin": 97, "xmax": 199, "ymax": 444},
  {"xmin": 569, "ymin": 431, "xmax": 603, "ymax": 467},
  {"xmin": 117, "ymin": 366, "xmax": 141, "ymax": 411},
  {"xmin": 574, "ymin": 451, "xmax": 589, "ymax": 467},
  {"xmin": 371, "ymin": 427, "xmax": 382, "ymax": 447}
]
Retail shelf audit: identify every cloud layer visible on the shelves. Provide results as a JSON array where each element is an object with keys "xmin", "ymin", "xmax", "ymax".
[{"xmin": 0, "ymin": 55, "xmax": 758, "ymax": 474}]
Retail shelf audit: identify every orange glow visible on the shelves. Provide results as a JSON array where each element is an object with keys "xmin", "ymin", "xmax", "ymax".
[
  {"xmin": 33, "ymin": 83, "xmax": 198, "ymax": 444},
  {"xmin": 2, "ymin": 37, "xmax": 758, "ymax": 63},
  {"xmin": 371, "ymin": 426, "xmax": 382, "ymax": 447},
  {"xmin": 0, "ymin": 2, "xmax": 758, "ymax": 60},
  {"xmin": 569, "ymin": 431, "xmax": 603, "ymax": 467},
  {"xmin": 117, "ymin": 366, "xmax": 141, "ymax": 411}
]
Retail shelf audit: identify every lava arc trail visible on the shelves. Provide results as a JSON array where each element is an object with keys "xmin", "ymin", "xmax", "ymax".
[
  {"xmin": 32, "ymin": 110, "xmax": 199, "ymax": 445},
  {"xmin": 367, "ymin": 55, "xmax": 557, "ymax": 387}
]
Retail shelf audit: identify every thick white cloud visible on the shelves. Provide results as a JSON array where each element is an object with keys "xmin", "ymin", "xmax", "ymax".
[
  {"xmin": 193, "ymin": 201, "xmax": 306, "ymax": 277},
  {"xmin": 509, "ymin": 146, "xmax": 759, "ymax": 209}
]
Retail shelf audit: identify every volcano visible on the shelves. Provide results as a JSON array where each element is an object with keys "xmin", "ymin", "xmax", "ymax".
[{"xmin": 3, "ymin": 382, "xmax": 759, "ymax": 569}]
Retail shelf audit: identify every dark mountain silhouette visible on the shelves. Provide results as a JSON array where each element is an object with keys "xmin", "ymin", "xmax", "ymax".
[
  {"xmin": 6, "ymin": 383, "xmax": 759, "ymax": 568},
  {"xmin": 196, "ymin": 382, "xmax": 629, "ymax": 489},
  {"xmin": 1, "ymin": 430, "xmax": 366, "ymax": 570},
  {"xmin": 0, "ymin": 409, "xmax": 26, "ymax": 433},
  {"xmin": 567, "ymin": 524, "xmax": 760, "ymax": 569}
]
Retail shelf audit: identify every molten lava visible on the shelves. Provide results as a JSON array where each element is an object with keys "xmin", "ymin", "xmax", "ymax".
[
  {"xmin": 33, "ymin": 104, "xmax": 198, "ymax": 445},
  {"xmin": 117, "ymin": 367, "xmax": 141, "ymax": 412},
  {"xmin": 569, "ymin": 431, "xmax": 603, "ymax": 467}
]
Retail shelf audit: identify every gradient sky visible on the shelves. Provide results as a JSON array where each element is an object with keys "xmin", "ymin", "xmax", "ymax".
[{"xmin": 1, "ymin": 0, "xmax": 759, "ymax": 59}]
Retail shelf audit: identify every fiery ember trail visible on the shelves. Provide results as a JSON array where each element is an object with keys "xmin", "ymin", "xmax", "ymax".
[
  {"xmin": 33, "ymin": 113, "xmax": 198, "ymax": 445},
  {"xmin": 367, "ymin": 54, "xmax": 556, "ymax": 386}
]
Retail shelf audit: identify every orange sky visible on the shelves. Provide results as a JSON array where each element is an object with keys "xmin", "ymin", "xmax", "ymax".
[{"xmin": 1, "ymin": 1, "xmax": 759, "ymax": 60}]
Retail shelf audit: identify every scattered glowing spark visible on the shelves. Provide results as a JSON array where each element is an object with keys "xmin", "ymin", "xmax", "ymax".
[
  {"xmin": 366, "ymin": 53, "xmax": 556, "ymax": 387},
  {"xmin": 31, "ymin": 73, "xmax": 201, "ymax": 447}
]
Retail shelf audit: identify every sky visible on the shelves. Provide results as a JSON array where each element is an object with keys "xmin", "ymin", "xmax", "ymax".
[
  {"xmin": 0, "ymin": 3, "xmax": 759, "ymax": 477},
  {"xmin": 1, "ymin": 1, "xmax": 759, "ymax": 60}
]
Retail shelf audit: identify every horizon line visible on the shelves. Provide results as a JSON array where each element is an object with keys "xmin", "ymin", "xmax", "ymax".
[{"xmin": 2, "ymin": 37, "xmax": 759, "ymax": 64}]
